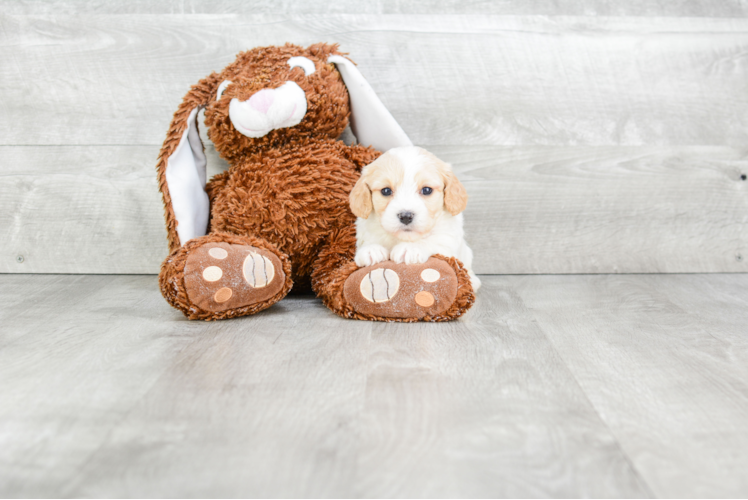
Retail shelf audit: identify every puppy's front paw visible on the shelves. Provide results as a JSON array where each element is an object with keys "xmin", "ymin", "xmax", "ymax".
[
  {"xmin": 390, "ymin": 243, "xmax": 430, "ymax": 265},
  {"xmin": 355, "ymin": 244, "xmax": 389, "ymax": 267}
]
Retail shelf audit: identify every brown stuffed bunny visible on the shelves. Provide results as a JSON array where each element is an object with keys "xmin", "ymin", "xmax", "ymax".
[{"xmin": 156, "ymin": 43, "xmax": 475, "ymax": 321}]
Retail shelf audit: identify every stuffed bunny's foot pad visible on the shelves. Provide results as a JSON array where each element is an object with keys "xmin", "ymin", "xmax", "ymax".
[
  {"xmin": 184, "ymin": 242, "xmax": 285, "ymax": 313},
  {"xmin": 343, "ymin": 258, "xmax": 459, "ymax": 320}
]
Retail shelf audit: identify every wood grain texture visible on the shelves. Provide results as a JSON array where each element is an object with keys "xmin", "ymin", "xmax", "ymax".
[
  {"xmin": 5, "ymin": 0, "xmax": 748, "ymax": 16},
  {"xmin": 2, "ymin": 274, "xmax": 747, "ymax": 497},
  {"xmin": 61, "ymin": 294, "xmax": 374, "ymax": 498},
  {"xmin": 0, "ymin": 146, "xmax": 169, "ymax": 274},
  {"xmin": 515, "ymin": 274, "xmax": 748, "ymax": 498},
  {"xmin": 354, "ymin": 286, "xmax": 650, "ymax": 497},
  {"xmin": 2, "ymin": 11, "xmax": 747, "ymax": 275},
  {"xmin": 2, "ymin": 145, "xmax": 746, "ymax": 274},
  {"xmin": 2, "ymin": 15, "xmax": 748, "ymax": 147},
  {"xmin": 446, "ymin": 145, "xmax": 748, "ymax": 274},
  {"xmin": 0, "ymin": 274, "xmax": 642, "ymax": 498},
  {"xmin": 0, "ymin": 275, "xmax": 197, "ymax": 496}
]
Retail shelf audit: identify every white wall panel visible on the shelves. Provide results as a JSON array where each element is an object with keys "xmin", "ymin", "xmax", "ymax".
[
  {"xmin": 1, "ymin": 10, "xmax": 746, "ymax": 274},
  {"xmin": 2, "ymin": 15, "xmax": 748, "ymax": 147},
  {"xmin": 2, "ymin": 145, "xmax": 745, "ymax": 274}
]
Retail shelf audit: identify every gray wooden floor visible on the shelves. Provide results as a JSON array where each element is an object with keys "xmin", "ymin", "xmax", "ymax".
[{"xmin": 1, "ymin": 274, "xmax": 747, "ymax": 497}]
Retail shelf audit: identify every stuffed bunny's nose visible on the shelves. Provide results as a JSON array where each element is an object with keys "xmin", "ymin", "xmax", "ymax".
[
  {"xmin": 229, "ymin": 81, "xmax": 307, "ymax": 138},
  {"xmin": 248, "ymin": 89, "xmax": 275, "ymax": 114}
]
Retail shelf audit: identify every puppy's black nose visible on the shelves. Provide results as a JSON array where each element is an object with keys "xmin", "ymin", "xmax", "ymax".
[{"xmin": 398, "ymin": 211, "xmax": 414, "ymax": 225}]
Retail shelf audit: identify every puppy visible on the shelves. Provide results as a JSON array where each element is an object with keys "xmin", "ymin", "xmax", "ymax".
[{"xmin": 349, "ymin": 146, "xmax": 481, "ymax": 291}]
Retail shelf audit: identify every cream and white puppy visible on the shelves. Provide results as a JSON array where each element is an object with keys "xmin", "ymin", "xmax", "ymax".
[{"xmin": 349, "ymin": 146, "xmax": 481, "ymax": 290}]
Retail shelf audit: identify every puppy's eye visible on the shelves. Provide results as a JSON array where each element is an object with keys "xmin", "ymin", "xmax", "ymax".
[
  {"xmin": 288, "ymin": 56, "xmax": 316, "ymax": 76},
  {"xmin": 420, "ymin": 187, "xmax": 433, "ymax": 195},
  {"xmin": 381, "ymin": 187, "xmax": 393, "ymax": 196},
  {"xmin": 216, "ymin": 80, "xmax": 232, "ymax": 100}
]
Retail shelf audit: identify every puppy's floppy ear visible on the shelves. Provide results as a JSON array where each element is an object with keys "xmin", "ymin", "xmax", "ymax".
[
  {"xmin": 156, "ymin": 73, "xmax": 221, "ymax": 252},
  {"xmin": 328, "ymin": 55, "xmax": 413, "ymax": 152},
  {"xmin": 349, "ymin": 174, "xmax": 373, "ymax": 219},
  {"xmin": 442, "ymin": 168, "xmax": 468, "ymax": 216}
]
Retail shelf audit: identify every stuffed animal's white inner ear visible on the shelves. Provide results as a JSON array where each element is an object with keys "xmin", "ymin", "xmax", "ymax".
[
  {"xmin": 165, "ymin": 107, "xmax": 210, "ymax": 245},
  {"xmin": 288, "ymin": 57, "xmax": 315, "ymax": 76},
  {"xmin": 217, "ymin": 80, "xmax": 232, "ymax": 100},
  {"xmin": 328, "ymin": 55, "xmax": 412, "ymax": 152}
]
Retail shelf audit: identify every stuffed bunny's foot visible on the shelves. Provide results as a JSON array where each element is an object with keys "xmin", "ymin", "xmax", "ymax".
[
  {"xmin": 342, "ymin": 257, "xmax": 473, "ymax": 321},
  {"xmin": 182, "ymin": 242, "xmax": 287, "ymax": 315},
  {"xmin": 160, "ymin": 233, "xmax": 292, "ymax": 320}
]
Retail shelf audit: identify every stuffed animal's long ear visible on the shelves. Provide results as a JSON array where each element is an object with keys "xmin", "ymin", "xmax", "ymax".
[
  {"xmin": 156, "ymin": 74, "xmax": 219, "ymax": 252},
  {"xmin": 328, "ymin": 55, "xmax": 413, "ymax": 152}
]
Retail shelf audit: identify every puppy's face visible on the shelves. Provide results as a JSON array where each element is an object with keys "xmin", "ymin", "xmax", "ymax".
[{"xmin": 350, "ymin": 147, "xmax": 468, "ymax": 242}]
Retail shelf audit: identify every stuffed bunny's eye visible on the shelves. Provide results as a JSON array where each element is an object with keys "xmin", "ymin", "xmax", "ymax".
[
  {"xmin": 288, "ymin": 57, "xmax": 316, "ymax": 76},
  {"xmin": 217, "ymin": 80, "xmax": 232, "ymax": 100}
]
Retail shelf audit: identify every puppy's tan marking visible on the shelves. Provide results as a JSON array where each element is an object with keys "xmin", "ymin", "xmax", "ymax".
[
  {"xmin": 441, "ymin": 168, "xmax": 468, "ymax": 216},
  {"xmin": 350, "ymin": 153, "xmax": 404, "ymax": 219},
  {"xmin": 349, "ymin": 177, "xmax": 373, "ymax": 219}
]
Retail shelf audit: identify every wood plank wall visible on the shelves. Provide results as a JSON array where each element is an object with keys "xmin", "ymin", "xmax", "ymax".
[{"xmin": 1, "ymin": 2, "xmax": 747, "ymax": 274}]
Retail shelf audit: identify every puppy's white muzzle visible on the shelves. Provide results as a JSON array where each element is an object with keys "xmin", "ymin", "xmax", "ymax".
[
  {"xmin": 381, "ymin": 205, "xmax": 433, "ymax": 242},
  {"xmin": 229, "ymin": 81, "xmax": 307, "ymax": 138}
]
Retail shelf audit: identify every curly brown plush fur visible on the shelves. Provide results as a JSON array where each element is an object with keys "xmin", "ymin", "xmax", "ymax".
[{"xmin": 156, "ymin": 43, "xmax": 474, "ymax": 321}]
